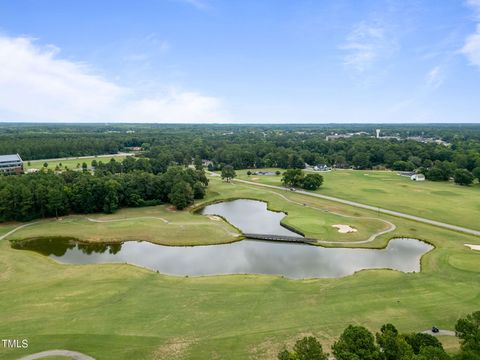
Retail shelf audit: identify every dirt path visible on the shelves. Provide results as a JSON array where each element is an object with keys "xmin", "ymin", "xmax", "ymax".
[
  {"xmin": 234, "ymin": 178, "xmax": 480, "ymax": 237},
  {"xmin": 18, "ymin": 349, "xmax": 95, "ymax": 360}
]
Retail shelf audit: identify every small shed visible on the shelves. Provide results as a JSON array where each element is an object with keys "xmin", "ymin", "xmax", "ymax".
[{"xmin": 410, "ymin": 174, "xmax": 425, "ymax": 181}]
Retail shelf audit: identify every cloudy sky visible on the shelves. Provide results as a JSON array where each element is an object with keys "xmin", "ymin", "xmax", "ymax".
[{"xmin": 0, "ymin": 0, "xmax": 479, "ymax": 123}]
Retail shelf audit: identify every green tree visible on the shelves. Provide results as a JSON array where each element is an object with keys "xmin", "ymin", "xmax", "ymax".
[
  {"xmin": 455, "ymin": 311, "xmax": 480, "ymax": 353},
  {"xmin": 376, "ymin": 324, "xmax": 413, "ymax": 360},
  {"xmin": 91, "ymin": 159, "xmax": 98, "ymax": 168},
  {"xmin": 414, "ymin": 346, "xmax": 451, "ymax": 360},
  {"xmin": 426, "ymin": 167, "xmax": 446, "ymax": 181},
  {"xmin": 288, "ymin": 154, "xmax": 305, "ymax": 169},
  {"xmin": 277, "ymin": 336, "xmax": 328, "ymax": 360},
  {"xmin": 352, "ymin": 152, "xmax": 371, "ymax": 169},
  {"xmin": 169, "ymin": 181, "xmax": 193, "ymax": 210},
  {"xmin": 221, "ymin": 165, "xmax": 236, "ymax": 182},
  {"xmin": 193, "ymin": 181, "xmax": 206, "ymax": 199},
  {"xmin": 404, "ymin": 333, "xmax": 443, "ymax": 355},
  {"xmin": 194, "ymin": 156, "xmax": 203, "ymax": 170},
  {"xmin": 281, "ymin": 169, "xmax": 304, "ymax": 187},
  {"xmin": 277, "ymin": 349, "xmax": 292, "ymax": 360},
  {"xmin": 332, "ymin": 325, "xmax": 382, "ymax": 360},
  {"xmin": 247, "ymin": 170, "xmax": 252, "ymax": 176},
  {"xmin": 473, "ymin": 167, "xmax": 480, "ymax": 182},
  {"xmin": 302, "ymin": 173, "xmax": 323, "ymax": 190},
  {"xmin": 293, "ymin": 336, "xmax": 328, "ymax": 360},
  {"xmin": 102, "ymin": 179, "xmax": 120, "ymax": 214},
  {"xmin": 454, "ymin": 169, "xmax": 474, "ymax": 186},
  {"xmin": 46, "ymin": 186, "xmax": 67, "ymax": 218},
  {"xmin": 43, "ymin": 162, "xmax": 48, "ymax": 168}
]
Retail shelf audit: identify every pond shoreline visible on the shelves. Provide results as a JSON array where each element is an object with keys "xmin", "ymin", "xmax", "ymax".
[{"xmin": 10, "ymin": 237, "xmax": 434, "ymax": 280}]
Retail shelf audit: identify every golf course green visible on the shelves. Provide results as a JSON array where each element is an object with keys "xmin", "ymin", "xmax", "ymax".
[
  {"xmin": 0, "ymin": 175, "xmax": 479, "ymax": 359},
  {"xmin": 237, "ymin": 168, "xmax": 480, "ymax": 231}
]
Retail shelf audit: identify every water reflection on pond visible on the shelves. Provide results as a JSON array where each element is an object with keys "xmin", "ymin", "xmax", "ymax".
[
  {"xmin": 11, "ymin": 237, "xmax": 432, "ymax": 279},
  {"xmin": 200, "ymin": 199, "xmax": 301, "ymax": 237}
]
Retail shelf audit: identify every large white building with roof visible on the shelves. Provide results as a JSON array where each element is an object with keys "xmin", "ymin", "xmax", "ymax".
[{"xmin": 0, "ymin": 154, "xmax": 24, "ymax": 174}]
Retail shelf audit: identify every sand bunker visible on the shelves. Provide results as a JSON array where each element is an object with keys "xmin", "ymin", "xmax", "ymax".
[
  {"xmin": 251, "ymin": 177, "xmax": 259, "ymax": 180},
  {"xmin": 208, "ymin": 216, "xmax": 221, "ymax": 221},
  {"xmin": 332, "ymin": 224, "xmax": 358, "ymax": 233},
  {"xmin": 465, "ymin": 244, "xmax": 480, "ymax": 251}
]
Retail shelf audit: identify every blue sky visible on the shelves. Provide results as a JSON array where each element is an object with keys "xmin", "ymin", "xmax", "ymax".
[{"xmin": 0, "ymin": 0, "xmax": 479, "ymax": 123}]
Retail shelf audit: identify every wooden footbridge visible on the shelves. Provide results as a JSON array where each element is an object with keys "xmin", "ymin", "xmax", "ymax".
[{"xmin": 243, "ymin": 233, "xmax": 317, "ymax": 244}]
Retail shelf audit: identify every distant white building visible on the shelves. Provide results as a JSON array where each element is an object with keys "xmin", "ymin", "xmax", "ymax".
[
  {"xmin": 410, "ymin": 174, "xmax": 425, "ymax": 181},
  {"xmin": 376, "ymin": 129, "xmax": 381, "ymax": 138}
]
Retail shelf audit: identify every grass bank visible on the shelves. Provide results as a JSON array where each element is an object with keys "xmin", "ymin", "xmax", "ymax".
[{"xmin": 1, "ymin": 175, "xmax": 479, "ymax": 359}]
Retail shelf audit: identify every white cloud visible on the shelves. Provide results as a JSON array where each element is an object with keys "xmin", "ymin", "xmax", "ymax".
[
  {"xmin": 461, "ymin": 25, "xmax": 480, "ymax": 68},
  {"xmin": 426, "ymin": 65, "xmax": 444, "ymax": 88},
  {"xmin": 340, "ymin": 21, "xmax": 396, "ymax": 72},
  {"xmin": 461, "ymin": 1, "xmax": 480, "ymax": 69},
  {"xmin": 0, "ymin": 35, "xmax": 227, "ymax": 122}
]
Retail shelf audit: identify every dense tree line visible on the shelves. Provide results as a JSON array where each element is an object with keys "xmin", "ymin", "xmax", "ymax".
[
  {"xmin": 278, "ymin": 310, "xmax": 480, "ymax": 360},
  {"xmin": 0, "ymin": 162, "xmax": 208, "ymax": 221},
  {"xmin": 1, "ymin": 124, "xmax": 479, "ymax": 185}
]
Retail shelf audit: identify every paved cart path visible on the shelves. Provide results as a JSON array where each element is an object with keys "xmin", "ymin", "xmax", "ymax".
[
  {"xmin": 18, "ymin": 349, "xmax": 95, "ymax": 360},
  {"xmin": 0, "ymin": 222, "xmax": 39, "ymax": 241},
  {"xmin": 234, "ymin": 178, "xmax": 480, "ymax": 237}
]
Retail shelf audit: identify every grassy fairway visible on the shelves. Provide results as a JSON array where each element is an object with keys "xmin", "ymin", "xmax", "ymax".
[
  {"xmin": 24, "ymin": 154, "xmax": 130, "ymax": 171},
  {"xmin": 237, "ymin": 168, "xmax": 480, "ymax": 231},
  {"xmin": 1, "ymin": 176, "xmax": 479, "ymax": 359},
  {"xmin": 8, "ymin": 176, "xmax": 390, "ymax": 246}
]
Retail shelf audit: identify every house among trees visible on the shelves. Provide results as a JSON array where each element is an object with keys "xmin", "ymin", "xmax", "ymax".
[
  {"xmin": 0, "ymin": 154, "xmax": 24, "ymax": 174},
  {"xmin": 313, "ymin": 164, "xmax": 330, "ymax": 172},
  {"xmin": 202, "ymin": 159, "xmax": 213, "ymax": 167},
  {"xmin": 410, "ymin": 174, "xmax": 425, "ymax": 181}
]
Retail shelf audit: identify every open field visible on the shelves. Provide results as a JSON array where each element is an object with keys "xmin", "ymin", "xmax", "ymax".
[
  {"xmin": 237, "ymin": 168, "xmax": 480, "ymax": 231},
  {"xmin": 24, "ymin": 154, "xmax": 132, "ymax": 171},
  {"xmin": 1, "ymin": 176, "xmax": 479, "ymax": 359}
]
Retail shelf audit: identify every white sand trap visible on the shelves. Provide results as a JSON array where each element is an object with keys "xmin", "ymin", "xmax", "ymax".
[
  {"xmin": 251, "ymin": 177, "xmax": 259, "ymax": 180},
  {"xmin": 332, "ymin": 224, "xmax": 358, "ymax": 233},
  {"xmin": 209, "ymin": 216, "xmax": 221, "ymax": 221},
  {"xmin": 465, "ymin": 244, "xmax": 480, "ymax": 251}
]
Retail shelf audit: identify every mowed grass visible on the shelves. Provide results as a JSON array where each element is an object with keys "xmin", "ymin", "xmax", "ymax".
[
  {"xmin": 236, "ymin": 168, "xmax": 480, "ymax": 231},
  {"xmin": 1, "ymin": 176, "xmax": 479, "ymax": 359},
  {"xmin": 9, "ymin": 205, "xmax": 240, "ymax": 246},
  {"xmin": 24, "ymin": 154, "xmax": 130, "ymax": 170},
  {"xmin": 9, "ymin": 176, "xmax": 389, "ymax": 245}
]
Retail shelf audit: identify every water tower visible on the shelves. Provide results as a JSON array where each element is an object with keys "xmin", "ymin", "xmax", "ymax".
[{"xmin": 375, "ymin": 129, "xmax": 381, "ymax": 138}]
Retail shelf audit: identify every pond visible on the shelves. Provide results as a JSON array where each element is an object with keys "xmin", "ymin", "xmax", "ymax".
[
  {"xmin": 10, "ymin": 199, "xmax": 433, "ymax": 279},
  {"xmin": 200, "ymin": 199, "xmax": 301, "ymax": 237},
  {"xmin": 11, "ymin": 238, "xmax": 432, "ymax": 279}
]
